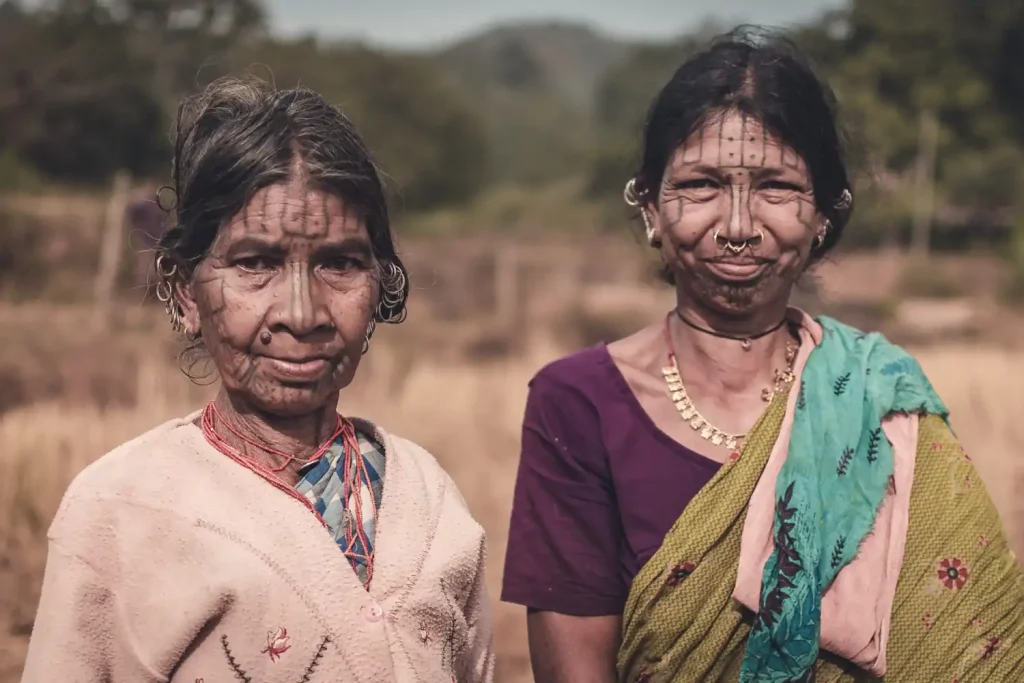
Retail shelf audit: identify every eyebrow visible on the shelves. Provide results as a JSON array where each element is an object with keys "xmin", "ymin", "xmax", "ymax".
[
  {"xmin": 223, "ymin": 235, "xmax": 374, "ymax": 257},
  {"xmin": 319, "ymin": 237, "xmax": 374, "ymax": 257},
  {"xmin": 224, "ymin": 235, "xmax": 283, "ymax": 258},
  {"xmin": 673, "ymin": 164, "xmax": 801, "ymax": 179}
]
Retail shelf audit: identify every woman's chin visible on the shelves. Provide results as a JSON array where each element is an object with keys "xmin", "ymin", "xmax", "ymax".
[{"xmin": 244, "ymin": 383, "xmax": 340, "ymax": 418}]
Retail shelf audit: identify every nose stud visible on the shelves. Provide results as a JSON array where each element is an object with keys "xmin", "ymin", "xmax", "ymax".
[{"xmin": 260, "ymin": 331, "xmax": 272, "ymax": 345}]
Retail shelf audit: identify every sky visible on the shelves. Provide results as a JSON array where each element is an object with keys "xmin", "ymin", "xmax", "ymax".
[{"xmin": 265, "ymin": 0, "xmax": 847, "ymax": 49}]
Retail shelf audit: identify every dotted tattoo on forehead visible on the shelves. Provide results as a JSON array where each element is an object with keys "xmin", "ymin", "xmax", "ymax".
[{"xmin": 628, "ymin": 28, "xmax": 858, "ymax": 286}]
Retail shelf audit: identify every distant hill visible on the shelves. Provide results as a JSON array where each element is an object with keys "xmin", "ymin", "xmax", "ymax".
[{"xmin": 436, "ymin": 21, "xmax": 630, "ymax": 112}]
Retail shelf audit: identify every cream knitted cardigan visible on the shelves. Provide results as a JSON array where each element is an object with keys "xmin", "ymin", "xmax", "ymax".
[{"xmin": 21, "ymin": 413, "xmax": 495, "ymax": 683}]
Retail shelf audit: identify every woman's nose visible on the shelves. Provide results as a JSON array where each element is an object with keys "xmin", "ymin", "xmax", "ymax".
[
  {"xmin": 723, "ymin": 184, "xmax": 755, "ymax": 239},
  {"xmin": 268, "ymin": 261, "xmax": 332, "ymax": 337}
]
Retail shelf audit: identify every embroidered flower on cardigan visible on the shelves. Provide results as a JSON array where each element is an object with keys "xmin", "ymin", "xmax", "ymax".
[
  {"xmin": 937, "ymin": 558, "xmax": 970, "ymax": 590},
  {"xmin": 261, "ymin": 626, "xmax": 291, "ymax": 662}
]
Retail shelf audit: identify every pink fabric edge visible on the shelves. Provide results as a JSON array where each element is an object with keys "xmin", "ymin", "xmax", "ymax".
[{"xmin": 730, "ymin": 308, "xmax": 919, "ymax": 676}]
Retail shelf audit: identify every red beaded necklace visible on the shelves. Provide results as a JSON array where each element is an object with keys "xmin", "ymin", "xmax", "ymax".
[
  {"xmin": 199, "ymin": 403, "xmax": 379, "ymax": 586},
  {"xmin": 200, "ymin": 402, "xmax": 379, "ymax": 584},
  {"xmin": 197, "ymin": 401, "xmax": 378, "ymax": 565}
]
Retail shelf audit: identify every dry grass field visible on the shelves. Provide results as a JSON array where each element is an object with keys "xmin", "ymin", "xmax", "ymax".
[{"xmin": 1, "ymin": 245, "xmax": 1023, "ymax": 682}]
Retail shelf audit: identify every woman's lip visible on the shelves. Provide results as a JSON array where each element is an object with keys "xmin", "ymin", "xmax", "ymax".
[
  {"xmin": 705, "ymin": 261, "xmax": 770, "ymax": 282},
  {"xmin": 264, "ymin": 357, "xmax": 331, "ymax": 381}
]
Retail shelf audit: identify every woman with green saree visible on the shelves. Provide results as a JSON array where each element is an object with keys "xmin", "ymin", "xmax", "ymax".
[{"xmin": 501, "ymin": 28, "xmax": 1024, "ymax": 683}]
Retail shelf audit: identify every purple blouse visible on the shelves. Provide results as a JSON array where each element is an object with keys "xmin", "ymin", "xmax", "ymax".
[{"xmin": 501, "ymin": 345, "xmax": 722, "ymax": 617}]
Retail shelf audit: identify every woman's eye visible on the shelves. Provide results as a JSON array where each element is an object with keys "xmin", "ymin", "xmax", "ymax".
[
  {"xmin": 322, "ymin": 256, "xmax": 360, "ymax": 272},
  {"xmin": 675, "ymin": 179, "xmax": 718, "ymax": 190},
  {"xmin": 760, "ymin": 181, "xmax": 805, "ymax": 192},
  {"xmin": 758, "ymin": 181, "xmax": 808, "ymax": 203},
  {"xmin": 235, "ymin": 256, "xmax": 275, "ymax": 272}
]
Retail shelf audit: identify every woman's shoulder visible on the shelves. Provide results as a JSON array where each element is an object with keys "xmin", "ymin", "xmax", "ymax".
[
  {"xmin": 528, "ymin": 344, "xmax": 617, "ymax": 399},
  {"xmin": 48, "ymin": 412, "xmax": 206, "ymax": 538},
  {"xmin": 62, "ymin": 412, "xmax": 202, "ymax": 496}
]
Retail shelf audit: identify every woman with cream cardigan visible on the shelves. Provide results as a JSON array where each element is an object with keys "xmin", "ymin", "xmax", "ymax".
[{"xmin": 21, "ymin": 76, "xmax": 494, "ymax": 683}]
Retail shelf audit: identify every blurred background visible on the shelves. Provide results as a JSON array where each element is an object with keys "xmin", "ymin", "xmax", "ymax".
[{"xmin": 1, "ymin": 0, "xmax": 1023, "ymax": 680}]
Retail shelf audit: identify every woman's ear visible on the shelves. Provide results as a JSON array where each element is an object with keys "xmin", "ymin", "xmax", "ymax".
[
  {"xmin": 175, "ymin": 278, "xmax": 200, "ymax": 337},
  {"xmin": 643, "ymin": 201, "xmax": 663, "ymax": 248}
]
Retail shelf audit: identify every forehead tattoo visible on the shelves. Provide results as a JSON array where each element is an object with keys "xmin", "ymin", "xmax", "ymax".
[
  {"xmin": 677, "ymin": 113, "xmax": 805, "ymax": 171},
  {"xmin": 232, "ymin": 182, "xmax": 357, "ymax": 243}
]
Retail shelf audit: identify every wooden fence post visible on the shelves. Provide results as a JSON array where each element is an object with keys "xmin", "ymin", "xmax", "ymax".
[
  {"xmin": 494, "ymin": 241, "xmax": 522, "ymax": 352},
  {"xmin": 93, "ymin": 170, "xmax": 133, "ymax": 332}
]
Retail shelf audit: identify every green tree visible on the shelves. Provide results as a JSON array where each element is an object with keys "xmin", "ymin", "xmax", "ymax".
[
  {"xmin": 0, "ymin": 0, "xmax": 168, "ymax": 182},
  {"xmin": 217, "ymin": 39, "xmax": 489, "ymax": 210}
]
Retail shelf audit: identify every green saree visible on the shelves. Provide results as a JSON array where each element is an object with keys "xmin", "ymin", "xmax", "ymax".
[{"xmin": 617, "ymin": 394, "xmax": 1024, "ymax": 682}]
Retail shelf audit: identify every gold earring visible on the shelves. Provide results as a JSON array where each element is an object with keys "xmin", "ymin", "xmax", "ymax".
[
  {"xmin": 813, "ymin": 221, "xmax": 831, "ymax": 250},
  {"xmin": 641, "ymin": 211, "xmax": 657, "ymax": 245}
]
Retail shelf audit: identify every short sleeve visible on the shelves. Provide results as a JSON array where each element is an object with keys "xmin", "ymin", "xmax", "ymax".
[{"xmin": 500, "ymin": 368, "xmax": 627, "ymax": 616}]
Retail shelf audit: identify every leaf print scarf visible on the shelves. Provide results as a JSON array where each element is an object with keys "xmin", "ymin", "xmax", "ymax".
[
  {"xmin": 738, "ymin": 316, "xmax": 947, "ymax": 681},
  {"xmin": 618, "ymin": 314, "xmax": 1024, "ymax": 682}
]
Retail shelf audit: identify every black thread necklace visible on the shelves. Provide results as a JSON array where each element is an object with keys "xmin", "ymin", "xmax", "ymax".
[{"xmin": 674, "ymin": 309, "xmax": 788, "ymax": 351}]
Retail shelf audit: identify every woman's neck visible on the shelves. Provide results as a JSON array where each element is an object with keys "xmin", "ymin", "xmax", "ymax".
[
  {"xmin": 669, "ymin": 303, "xmax": 796, "ymax": 397},
  {"xmin": 208, "ymin": 390, "xmax": 341, "ymax": 480}
]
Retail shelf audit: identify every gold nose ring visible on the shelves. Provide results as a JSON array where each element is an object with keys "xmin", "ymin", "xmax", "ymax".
[
  {"xmin": 714, "ymin": 229, "xmax": 764, "ymax": 253},
  {"xmin": 716, "ymin": 229, "xmax": 765, "ymax": 253}
]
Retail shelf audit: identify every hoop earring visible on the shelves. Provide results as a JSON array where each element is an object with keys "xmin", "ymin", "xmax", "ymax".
[
  {"xmin": 625, "ymin": 179, "xmax": 658, "ymax": 247},
  {"xmin": 834, "ymin": 189, "xmax": 852, "ymax": 211},
  {"xmin": 155, "ymin": 254, "xmax": 177, "ymax": 279},
  {"xmin": 155, "ymin": 281, "xmax": 184, "ymax": 333},
  {"xmin": 376, "ymin": 261, "xmax": 407, "ymax": 325},
  {"xmin": 623, "ymin": 178, "xmax": 640, "ymax": 207}
]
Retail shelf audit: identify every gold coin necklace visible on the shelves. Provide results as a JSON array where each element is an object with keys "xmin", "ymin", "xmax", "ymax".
[{"xmin": 661, "ymin": 313, "xmax": 798, "ymax": 451}]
